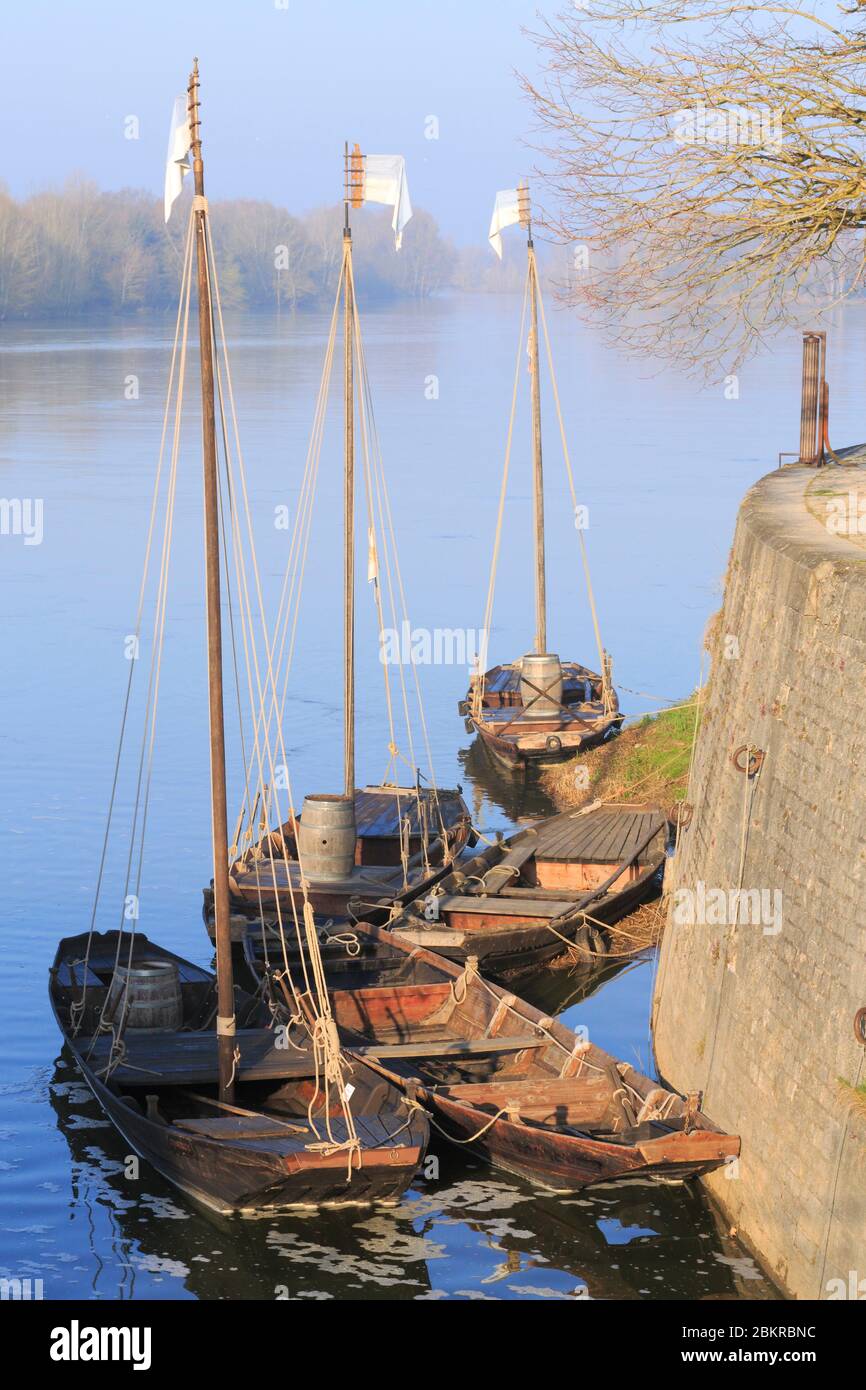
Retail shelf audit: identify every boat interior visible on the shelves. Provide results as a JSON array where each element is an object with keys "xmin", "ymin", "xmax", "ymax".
[
  {"xmin": 51, "ymin": 933, "xmax": 420, "ymax": 1154},
  {"xmin": 247, "ymin": 936, "xmax": 713, "ymax": 1149}
]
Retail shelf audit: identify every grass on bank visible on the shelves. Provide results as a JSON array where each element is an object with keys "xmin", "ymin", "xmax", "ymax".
[
  {"xmin": 837, "ymin": 1078, "xmax": 866, "ymax": 1123},
  {"xmin": 542, "ymin": 696, "xmax": 703, "ymax": 812}
]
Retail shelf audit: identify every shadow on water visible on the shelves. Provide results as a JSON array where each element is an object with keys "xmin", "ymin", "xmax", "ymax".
[
  {"xmin": 516, "ymin": 950, "xmax": 648, "ymax": 1017},
  {"xmin": 48, "ymin": 1050, "xmax": 777, "ymax": 1301},
  {"xmin": 458, "ymin": 737, "xmax": 560, "ymax": 829}
]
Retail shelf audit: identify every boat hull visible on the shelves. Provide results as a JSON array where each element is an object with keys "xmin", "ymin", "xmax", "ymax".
[
  {"xmin": 426, "ymin": 1091, "xmax": 738, "ymax": 1192},
  {"xmin": 214, "ymin": 784, "xmax": 473, "ymax": 932},
  {"xmin": 254, "ymin": 927, "xmax": 741, "ymax": 1195},
  {"xmin": 50, "ymin": 932, "xmax": 428, "ymax": 1215},
  {"xmin": 463, "ymin": 660, "xmax": 622, "ymax": 772},
  {"xmin": 471, "ymin": 713, "xmax": 622, "ymax": 771},
  {"xmin": 67, "ymin": 1047, "xmax": 423, "ymax": 1213},
  {"xmin": 387, "ymin": 802, "xmax": 667, "ymax": 980}
]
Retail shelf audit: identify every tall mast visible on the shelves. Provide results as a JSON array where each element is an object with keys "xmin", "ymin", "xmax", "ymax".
[
  {"xmin": 343, "ymin": 144, "xmax": 361, "ymax": 799},
  {"xmin": 522, "ymin": 182, "xmax": 547, "ymax": 655},
  {"xmin": 188, "ymin": 61, "xmax": 235, "ymax": 1104}
]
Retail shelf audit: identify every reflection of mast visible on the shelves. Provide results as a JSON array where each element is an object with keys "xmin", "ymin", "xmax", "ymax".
[
  {"xmin": 188, "ymin": 60, "xmax": 236, "ymax": 1104},
  {"xmin": 521, "ymin": 182, "xmax": 547, "ymax": 656}
]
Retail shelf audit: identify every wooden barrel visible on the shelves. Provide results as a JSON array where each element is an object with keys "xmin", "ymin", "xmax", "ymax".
[
  {"xmin": 106, "ymin": 960, "xmax": 182, "ymax": 1033},
  {"xmin": 297, "ymin": 793, "xmax": 357, "ymax": 881},
  {"xmin": 519, "ymin": 653, "xmax": 563, "ymax": 717}
]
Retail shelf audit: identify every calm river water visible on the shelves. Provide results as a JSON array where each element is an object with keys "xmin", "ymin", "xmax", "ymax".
[{"xmin": 6, "ymin": 291, "xmax": 858, "ymax": 1300}]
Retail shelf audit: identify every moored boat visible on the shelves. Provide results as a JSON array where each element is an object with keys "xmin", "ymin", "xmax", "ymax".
[
  {"xmin": 50, "ymin": 67, "xmax": 428, "ymax": 1216},
  {"xmin": 381, "ymin": 801, "xmax": 668, "ymax": 979},
  {"xmin": 206, "ymin": 140, "xmax": 471, "ymax": 933},
  {"xmin": 51, "ymin": 932, "xmax": 427, "ymax": 1214},
  {"xmin": 461, "ymin": 183, "xmax": 622, "ymax": 772},
  {"xmin": 248, "ymin": 926, "xmax": 740, "ymax": 1193},
  {"xmin": 207, "ymin": 785, "xmax": 472, "ymax": 937},
  {"xmin": 462, "ymin": 659, "xmax": 622, "ymax": 770}
]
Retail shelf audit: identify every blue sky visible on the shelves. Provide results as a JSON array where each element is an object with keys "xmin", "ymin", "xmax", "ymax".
[{"xmin": 2, "ymin": 0, "xmax": 557, "ymax": 241}]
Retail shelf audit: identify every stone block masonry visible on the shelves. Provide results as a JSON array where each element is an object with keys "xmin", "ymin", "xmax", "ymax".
[{"xmin": 653, "ymin": 459, "xmax": 866, "ymax": 1300}]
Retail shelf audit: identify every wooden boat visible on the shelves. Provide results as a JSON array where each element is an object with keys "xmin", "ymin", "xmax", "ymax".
[
  {"xmin": 233, "ymin": 802, "xmax": 666, "ymax": 984},
  {"xmin": 48, "ymin": 1050, "xmax": 434, "ymax": 1300},
  {"xmin": 247, "ymin": 927, "xmax": 740, "ymax": 1193},
  {"xmin": 50, "ymin": 69, "xmax": 427, "ymax": 1215},
  {"xmin": 462, "ymin": 660, "xmax": 623, "ymax": 771},
  {"xmin": 381, "ymin": 801, "xmax": 667, "ymax": 979},
  {"xmin": 461, "ymin": 183, "xmax": 622, "ymax": 772},
  {"xmin": 208, "ymin": 141, "xmax": 471, "ymax": 931},
  {"xmin": 51, "ymin": 932, "xmax": 428, "ymax": 1214},
  {"xmin": 208, "ymin": 785, "xmax": 472, "ymax": 938}
]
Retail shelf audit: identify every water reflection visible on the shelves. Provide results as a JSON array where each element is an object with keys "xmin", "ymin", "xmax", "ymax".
[
  {"xmin": 1, "ymin": 302, "xmax": 812, "ymax": 1302},
  {"xmin": 458, "ymin": 736, "xmax": 557, "ymax": 829},
  {"xmin": 48, "ymin": 1049, "xmax": 776, "ymax": 1301}
]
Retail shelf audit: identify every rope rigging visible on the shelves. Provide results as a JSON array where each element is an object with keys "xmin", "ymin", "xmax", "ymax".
[
  {"xmin": 473, "ymin": 247, "xmax": 612, "ymax": 719},
  {"xmin": 73, "ymin": 203, "xmax": 404, "ymax": 1165}
]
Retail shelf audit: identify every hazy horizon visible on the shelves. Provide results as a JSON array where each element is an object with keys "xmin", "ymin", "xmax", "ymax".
[{"xmin": 1, "ymin": 1, "xmax": 556, "ymax": 244}]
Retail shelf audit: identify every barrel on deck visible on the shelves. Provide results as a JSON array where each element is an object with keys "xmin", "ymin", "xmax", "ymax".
[
  {"xmin": 519, "ymin": 653, "xmax": 563, "ymax": 717},
  {"xmin": 297, "ymin": 793, "xmax": 357, "ymax": 881},
  {"xmin": 105, "ymin": 960, "xmax": 182, "ymax": 1033}
]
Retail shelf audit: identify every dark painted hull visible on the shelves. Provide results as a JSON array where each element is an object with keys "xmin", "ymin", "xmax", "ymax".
[
  {"xmin": 471, "ymin": 713, "xmax": 622, "ymax": 771},
  {"xmin": 248, "ymin": 927, "xmax": 741, "ymax": 1194},
  {"xmin": 391, "ymin": 857, "xmax": 660, "ymax": 980},
  {"xmin": 387, "ymin": 802, "xmax": 667, "ymax": 981},
  {"xmin": 213, "ymin": 785, "xmax": 474, "ymax": 933},
  {"xmin": 50, "ymin": 932, "xmax": 428, "ymax": 1215},
  {"xmin": 67, "ymin": 1046, "xmax": 421, "ymax": 1212},
  {"xmin": 463, "ymin": 659, "xmax": 622, "ymax": 772},
  {"xmin": 426, "ymin": 1091, "xmax": 737, "ymax": 1192}
]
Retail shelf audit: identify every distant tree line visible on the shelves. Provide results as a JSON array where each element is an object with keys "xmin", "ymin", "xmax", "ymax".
[{"xmin": 0, "ymin": 178, "xmax": 565, "ymax": 319}]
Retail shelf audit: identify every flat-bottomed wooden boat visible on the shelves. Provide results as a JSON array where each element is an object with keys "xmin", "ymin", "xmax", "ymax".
[
  {"xmin": 382, "ymin": 801, "xmax": 667, "ymax": 978},
  {"xmin": 209, "ymin": 785, "xmax": 472, "ymax": 936},
  {"xmin": 50, "ymin": 71, "xmax": 428, "ymax": 1217},
  {"xmin": 247, "ymin": 927, "xmax": 739, "ymax": 1192},
  {"xmin": 460, "ymin": 182, "xmax": 622, "ymax": 773},
  {"xmin": 462, "ymin": 660, "xmax": 622, "ymax": 770},
  {"xmin": 51, "ymin": 932, "xmax": 428, "ymax": 1213}
]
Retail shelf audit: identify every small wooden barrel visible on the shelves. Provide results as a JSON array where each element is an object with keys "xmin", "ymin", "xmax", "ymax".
[
  {"xmin": 106, "ymin": 960, "xmax": 182, "ymax": 1033},
  {"xmin": 519, "ymin": 653, "xmax": 563, "ymax": 717},
  {"xmin": 297, "ymin": 793, "xmax": 357, "ymax": 881}
]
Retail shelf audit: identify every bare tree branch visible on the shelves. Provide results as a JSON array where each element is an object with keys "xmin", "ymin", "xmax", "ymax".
[{"xmin": 522, "ymin": 1, "xmax": 866, "ymax": 376}]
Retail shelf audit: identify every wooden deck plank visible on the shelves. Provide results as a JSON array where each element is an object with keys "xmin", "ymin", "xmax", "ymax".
[
  {"xmin": 588, "ymin": 814, "xmax": 632, "ymax": 862},
  {"xmin": 77, "ymin": 1027, "xmax": 544, "ymax": 1087},
  {"xmin": 608, "ymin": 812, "xmax": 641, "ymax": 863},
  {"xmin": 440, "ymin": 894, "xmax": 577, "ymax": 919},
  {"xmin": 536, "ymin": 812, "xmax": 620, "ymax": 863}
]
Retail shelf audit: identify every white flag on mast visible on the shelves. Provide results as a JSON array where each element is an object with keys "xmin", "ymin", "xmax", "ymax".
[
  {"xmin": 164, "ymin": 95, "xmax": 191, "ymax": 223},
  {"xmin": 488, "ymin": 189, "xmax": 522, "ymax": 258},
  {"xmin": 367, "ymin": 527, "xmax": 379, "ymax": 585},
  {"xmin": 363, "ymin": 155, "xmax": 412, "ymax": 249}
]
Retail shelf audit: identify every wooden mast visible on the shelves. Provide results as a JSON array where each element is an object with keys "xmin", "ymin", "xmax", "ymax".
[
  {"xmin": 188, "ymin": 61, "xmax": 236, "ymax": 1104},
  {"xmin": 343, "ymin": 144, "xmax": 361, "ymax": 800},
  {"xmin": 522, "ymin": 183, "xmax": 547, "ymax": 656}
]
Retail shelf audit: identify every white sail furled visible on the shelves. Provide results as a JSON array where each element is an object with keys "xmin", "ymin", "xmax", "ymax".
[
  {"xmin": 364, "ymin": 155, "xmax": 412, "ymax": 249},
  {"xmin": 488, "ymin": 189, "xmax": 523, "ymax": 258},
  {"xmin": 164, "ymin": 96, "xmax": 192, "ymax": 223}
]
